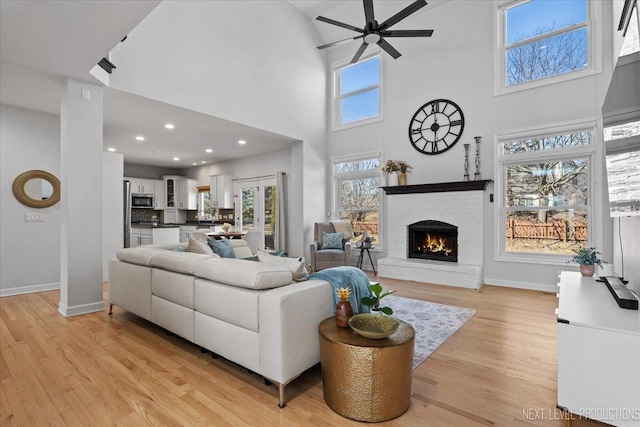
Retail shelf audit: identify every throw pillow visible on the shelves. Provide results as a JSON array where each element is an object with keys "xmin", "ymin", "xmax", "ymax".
[
  {"xmin": 258, "ymin": 252, "xmax": 309, "ymax": 282},
  {"xmin": 322, "ymin": 232, "xmax": 343, "ymax": 249},
  {"xmin": 207, "ymin": 238, "xmax": 236, "ymax": 258},
  {"xmin": 172, "ymin": 246, "xmax": 187, "ymax": 252},
  {"xmin": 188, "ymin": 237, "xmax": 215, "ymax": 255}
]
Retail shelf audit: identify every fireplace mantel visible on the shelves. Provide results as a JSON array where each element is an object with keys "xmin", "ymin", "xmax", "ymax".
[{"xmin": 381, "ymin": 179, "xmax": 492, "ymax": 195}]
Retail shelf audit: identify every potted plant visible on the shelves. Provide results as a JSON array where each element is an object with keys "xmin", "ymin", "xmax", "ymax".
[
  {"xmin": 381, "ymin": 160, "xmax": 400, "ymax": 186},
  {"xmin": 361, "ymin": 282, "xmax": 396, "ymax": 315},
  {"xmin": 397, "ymin": 161, "xmax": 412, "ymax": 185},
  {"xmin": 567, "ymin": 247, "xmax": 602, "ymax": 277}
]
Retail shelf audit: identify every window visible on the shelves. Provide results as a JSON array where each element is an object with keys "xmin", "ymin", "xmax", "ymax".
[
  {"xmin": 496, "ymin": 0, "xmax": 599, "ymax": 93},
  {"xmin": 496, "ymin": 123, "xmax": 596, "ymax": 262},
  {"xmin": 604, "ymin": 118, "xmax": 640, "ymax": 217},
  {"xmin": 197, "ymin": 186, "xmax": 213, "ymax": 220},
  {"xmin": 334, "ymin": 154, "xmax": 381, "ymax": 247},
  {"xmin": 333, "ymin": 55, "xmax": 382, "ymax": 129}
]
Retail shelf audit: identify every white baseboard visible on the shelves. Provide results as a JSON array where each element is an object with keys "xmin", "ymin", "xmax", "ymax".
[
  {"xmin": 0, "ymin": 282, "xmax": 60, "ymax": 297},
  {"xmin": 58, "ymin": 301, "xmax": 105, "ymax": 317},
  {"xmin": 484, "ymin": 277, "xmax": 559, "ymax": 293}
]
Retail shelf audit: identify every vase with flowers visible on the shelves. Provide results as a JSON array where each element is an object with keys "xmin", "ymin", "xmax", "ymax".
[
  {"xmin": 381, "ymin": 160, "xmax": 400, "ymax": 186},
  {"xmin": 567, "ymin": 247, "xmax": 602, "ymax": 277},
  {"xmin": 397, "ymin": 161, "xmax": 412, "ymax": 185}
]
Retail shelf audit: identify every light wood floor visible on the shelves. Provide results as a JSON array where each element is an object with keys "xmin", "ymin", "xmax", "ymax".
[{"xmin": 1, "ymin": 276, "xmax": 605, "ymax": 426}]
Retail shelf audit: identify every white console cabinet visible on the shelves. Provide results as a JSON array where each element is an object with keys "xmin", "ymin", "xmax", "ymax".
[{"xmin": 557, "ymin": 271, "xmax": 640, "ymax": 427}]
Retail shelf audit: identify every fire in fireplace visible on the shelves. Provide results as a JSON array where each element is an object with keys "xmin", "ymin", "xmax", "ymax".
[{"xmin": 408, "ymin": 220, "xmax": 458, "ymax": 262}]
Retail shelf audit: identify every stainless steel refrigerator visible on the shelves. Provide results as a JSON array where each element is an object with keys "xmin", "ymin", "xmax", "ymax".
[{"xmin": 124, "ymin": 180, "xmax": 131, "ymax": 248}]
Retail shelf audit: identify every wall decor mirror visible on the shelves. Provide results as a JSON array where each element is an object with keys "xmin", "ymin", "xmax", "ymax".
[{"xmin": 12, "ymin": 170, "xmax": 61, "ymax": 208}]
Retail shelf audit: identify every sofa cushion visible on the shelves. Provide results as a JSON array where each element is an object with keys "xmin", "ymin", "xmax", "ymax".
[
  {"xmin": 195, "ymin": 279, "xmax": 260, "ymax": 332},
  {"xmin": 194, "ymin": 258, "xmax": 292, "ymax": 289},
  {"xmin": 116, "ymin": 247, "xmax": 166, "ymax": 266},
  {"xmin": 152, "ymin": 268, "xmax": 195, "ymax": 308},
  {"xmin": 258, "ymin": 252, "xmax": 309, "ymax": 282},
  {"xmin": 208, "ymin": 238, "xmax": 236, "ymax": 258},
  {"xmin": 151, "ymin": 251, "xmax": 213, "ymax": 274}
]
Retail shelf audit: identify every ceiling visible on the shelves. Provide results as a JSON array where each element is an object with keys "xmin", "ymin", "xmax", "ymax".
[
  {"xmin": 1, "ymin": 0, "xmax": 440, "ymax": 168},
  {"xmin": 0, "ymin": 0, "xmax": 305, "ymax": 169}
]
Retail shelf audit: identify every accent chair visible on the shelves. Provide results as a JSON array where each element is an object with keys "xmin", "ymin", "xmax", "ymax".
[{"xmin": 309, "ymin": 222, "xmax": 352, "ymax": 272}]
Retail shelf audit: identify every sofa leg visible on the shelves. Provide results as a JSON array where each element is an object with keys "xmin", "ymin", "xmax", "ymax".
[
  {"xmin": 264, "ymin": 378, "xmax": 273, "ymax": 386},
  {"xmin": 108, "ymin": 303, "xmax": 113, "ymax": 315},
  {"xmin": 211, "ymin": 352, "xmax": 219, "ymax": 359},
  {"xmin": 200, "ymin": 347, "xmax": 207, "ymax": 354},
  {"xmin": 278, "ymin": 383, "xmax": 286, "ymax": 408}
]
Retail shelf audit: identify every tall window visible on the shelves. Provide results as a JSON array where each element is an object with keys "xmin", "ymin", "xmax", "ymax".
[
  {"xmin": 496, "ymin": 123, "xmax": 595, "ymax": 261},
  {"xmin": 496, "ymin": 0, "xmax": 597, "ymax": 92},
  {"xmin": 197, "ymin": 186, "xmax": 213, "ymax": 220},
  {"xmin": 334, "ymin": 55, "xmax": 382, "ymax": 129},
  {"xmin": 334, "ymin": 154, "xmax": 381, "ymax": 247}
]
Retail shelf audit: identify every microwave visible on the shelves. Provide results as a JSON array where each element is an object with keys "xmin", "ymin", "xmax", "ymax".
[{"xmin": 132, "ymin": 194, "xmax": 154, "ymax": 208}]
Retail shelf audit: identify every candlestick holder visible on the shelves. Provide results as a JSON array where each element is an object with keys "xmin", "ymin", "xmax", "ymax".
[
  {"xmin": 473, "ymin": 136, "xmax": 481, "ymax": 180},
  {"xmin": 463, "ymin": 143, "xmax": 470, "ymax": 181}
]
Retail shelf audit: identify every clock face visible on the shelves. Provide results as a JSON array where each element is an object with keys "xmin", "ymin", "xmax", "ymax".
[{"xmin": 408, "ymin": 99, "xmax": 465, "ymax": 155}]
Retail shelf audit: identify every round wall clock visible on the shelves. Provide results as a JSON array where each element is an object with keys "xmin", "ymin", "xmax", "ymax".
[{"xmin": 408, "ymin": 99, "xmax": 465, "ymax": 155}]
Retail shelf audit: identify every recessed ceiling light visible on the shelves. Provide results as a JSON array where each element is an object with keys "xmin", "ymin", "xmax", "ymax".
[
  {"xmin": 173, "ymin": 157, "xmax": 180, "ymax": 161},
  {"xmin": 165, "ymin": 123, "xmax": 175, "ymax": 129},
  {"xmin": 136, "ymin": 136, "xmax": 145, "ymax": 141},
  {"xmin": 238, "ymin": 139, "xmax": 247, "ymax": 145},
  {"xmin": 205, "ymin": 148, "xmax": 213, "ymax": 153},
  {"xmin": 107, "ymin": 148, "xmax": 116, "ymax": 152},
  {"xmin": 201, "ymin": 161, "xmax": 206, "ymax": 164},
  {"xmin": 192, "ymin": 162, "xmax": 197, "ymax": 166}
]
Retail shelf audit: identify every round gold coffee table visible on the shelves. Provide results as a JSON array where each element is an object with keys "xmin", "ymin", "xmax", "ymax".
[{"xmin": 318, "ymin": 317, "xmax": 415, "ymax": 422}]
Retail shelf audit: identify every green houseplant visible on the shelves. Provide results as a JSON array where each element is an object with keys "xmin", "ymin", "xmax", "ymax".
[
  {"xmin": 361, "ymin": 283, "xmax": 396, "ymax": 315},
  {"xmin": 567, "ymin": 247, "xmax": 602, "ymax": 277}
]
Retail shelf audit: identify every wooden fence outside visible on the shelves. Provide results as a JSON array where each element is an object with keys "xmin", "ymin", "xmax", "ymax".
[
  {"xmin": 507, "ymin": 219, "xmax": 587, "ymax": 241},
  {"xmin": 352, "ymin": 221, "xmax": 379, "ymax": 235}
]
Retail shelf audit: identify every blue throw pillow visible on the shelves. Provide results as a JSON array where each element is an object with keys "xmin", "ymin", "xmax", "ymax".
[
  {"xmin": 207, "ymin": 238, "xmax": 236, "ymax": 258},
  {"xmin": 322, "ymin": 232, "xmax": 343, "ymax": 249},
  {"xmin": 172, "ymin": 246, "xmax": 187, "ymax": 252}
]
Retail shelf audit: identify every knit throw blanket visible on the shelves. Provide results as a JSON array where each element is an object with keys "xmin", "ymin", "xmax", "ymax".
[{"xmin": 309, "ymin": 266, "xmax": 372, "ymax": 314}]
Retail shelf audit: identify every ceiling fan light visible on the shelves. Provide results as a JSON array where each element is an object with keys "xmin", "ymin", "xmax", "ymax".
[{"xmin": 364, "ymin": 33, "xmax": 381, "ymax": 44}]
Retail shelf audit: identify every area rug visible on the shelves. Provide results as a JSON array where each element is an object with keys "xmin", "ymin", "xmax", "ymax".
[{"xmin": 385, "ymin": 295, "xmax": 476, "ymax": 369}]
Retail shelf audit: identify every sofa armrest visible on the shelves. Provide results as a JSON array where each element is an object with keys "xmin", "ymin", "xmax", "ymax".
[
  {"xmin": 344, "ymin": 242, "xmax": 352, "ymax": 262},
  {"xmin": 258, "ymin": 279, "xmax": 333, "ymax": 384},
  {"xmin": 309, "ymin": 242, "xmax": 319, "ymax": 267}
]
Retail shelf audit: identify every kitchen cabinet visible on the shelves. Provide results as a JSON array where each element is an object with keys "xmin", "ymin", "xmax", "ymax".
[
  {"xmin": 178, "ymin": 179, "xmax": 197, "ymax": 210},
  {"xmin": 164, "ymin": 176, "xmax": 181, "ymax": 209},
  {"xmin": 556, "ymin": 271, "xmax": 640, "ymax": 426},
  {"xmin": 179, "ymin": 225, "xmax": 197, "ymax": 243},
  {"xmin": 153, "ymin": 180, "xmax": 165, "ymax": 210},
  {"xmin": 130, "ymin": 226, "xmax": 180, "ymax": 247},
  {"xmin": 127, "ymin": 178, "xmax": 155, "ymax": 194},
  {"xmin": 209, "ymin": 174, "xmax": 234, "ymax": 209}
]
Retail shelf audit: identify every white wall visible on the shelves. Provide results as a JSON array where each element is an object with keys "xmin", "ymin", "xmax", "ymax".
[
  {"xmin": 0, "ymin": 105, "xmax": 61, "ymax": 295},
  {"xmin": 109, "ymin": 1, "xmax": 327, "ymax": 258},
  {"xmin": 325, "ymin": 0, "xmax": 618, "ymax": 289}
]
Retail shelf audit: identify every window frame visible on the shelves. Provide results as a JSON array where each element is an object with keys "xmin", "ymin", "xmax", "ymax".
[
  {"xmin": 332, "ymin": 52, "xmax": 384, "ymax": 131},
  {"xmin": 494, "ymin": 120, "xmax": 598, "ymax": 265},
  {"xmin": 494, "ymin": 0, "xmax": 602, "ymax": 96},
  {"xmin": 333, "ymin": 152, "xmax": 383, "ymax": 250}
]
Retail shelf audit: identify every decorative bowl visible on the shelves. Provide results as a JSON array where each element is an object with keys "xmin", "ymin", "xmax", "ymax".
[{"xmin": 348, "ymin": 313, "xmax": 400, "ymax": 339}]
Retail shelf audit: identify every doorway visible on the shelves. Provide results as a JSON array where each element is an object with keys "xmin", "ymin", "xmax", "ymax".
[{"xmin": 235, "ymin": 177, "xmax": 276, "ymax": 251}]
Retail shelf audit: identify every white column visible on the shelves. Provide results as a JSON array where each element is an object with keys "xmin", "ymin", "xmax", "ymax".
[{"xmin": 59, "ymin": 78, "xmax": 104, "ymax": 316}]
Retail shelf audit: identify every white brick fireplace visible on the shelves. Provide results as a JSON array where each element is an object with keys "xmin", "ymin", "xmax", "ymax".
[{"xmin": 377, "ymin": 181, "xmax": 489, "ymax": 289}]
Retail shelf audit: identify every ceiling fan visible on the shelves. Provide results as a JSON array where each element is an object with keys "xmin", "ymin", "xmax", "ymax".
[{"xmin": 316, "ymin": 0, "xmax": 433, "ymax": 64}]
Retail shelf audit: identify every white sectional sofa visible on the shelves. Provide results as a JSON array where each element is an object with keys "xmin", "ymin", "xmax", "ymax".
[{"xmin": 108, "ymin": 240, "xmax": 333, "ymax": 407}]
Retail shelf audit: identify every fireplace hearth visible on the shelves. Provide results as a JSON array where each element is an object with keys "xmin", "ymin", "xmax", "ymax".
[{"xmin": 408, "ymin": 220, "xmax": 458, "ymax": 263}]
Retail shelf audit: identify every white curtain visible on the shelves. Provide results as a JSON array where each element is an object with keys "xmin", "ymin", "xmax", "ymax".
[{"xmin": 275, "ymin": 172, "xmax": 287, "ymax": 252}]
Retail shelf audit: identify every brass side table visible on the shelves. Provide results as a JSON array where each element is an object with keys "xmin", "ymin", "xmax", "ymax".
[{"xmin": 318, "ymin": 317, "xmax": 415, "ymax": 422}]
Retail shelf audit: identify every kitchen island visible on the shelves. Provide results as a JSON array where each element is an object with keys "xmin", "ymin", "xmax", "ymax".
[{"xmin": 130, "ymin": 224, "xmax": 179, "ymax": 247}]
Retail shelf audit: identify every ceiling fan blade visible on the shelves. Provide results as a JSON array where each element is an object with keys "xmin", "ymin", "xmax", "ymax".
[
  {"xmin": 316, "ymin": 15, "xmax": 364, "ymax": 33},
  {"xmin": 377, "ymin": 38, "xmax": 402, "ymax": 59},
  {"xmin": 363, "ymin": 0, "xmax": 375, "ymax": 27},
  {"xmin": 317, "ymin": 35, "xmax": 364, "ymax": 50},
  {"xmin": 350, "ymin": 42, "xmax": 369, "ymax": 64},
  {"xmin": 380, "ymin": 29, "xmax": 434, "ymax": 37},
  {"xmin": 378, "ymin": 0, "xmax": 428, "ymax": 31}
]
